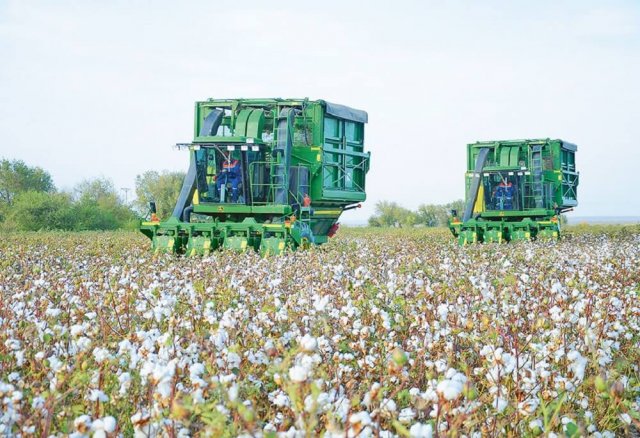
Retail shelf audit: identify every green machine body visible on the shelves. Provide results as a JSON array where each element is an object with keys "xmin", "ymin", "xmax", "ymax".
[
  {"xmin": 450, "ymin": 139, "xmax": 578, "ymax": 243},
  {"xmin": 140, "ymin": 98, "xmax": 370, "ymax": 255}
]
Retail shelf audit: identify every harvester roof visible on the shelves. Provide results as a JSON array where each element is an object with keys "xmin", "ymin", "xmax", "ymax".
[{"xmin": 200, "ymin": 97, "xmax": 368, "ymax": 123}]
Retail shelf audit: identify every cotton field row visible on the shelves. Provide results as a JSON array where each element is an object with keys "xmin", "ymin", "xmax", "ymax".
[{"xmin": 0, "ymin": 228, "xmax": 639, "ymax": 437}]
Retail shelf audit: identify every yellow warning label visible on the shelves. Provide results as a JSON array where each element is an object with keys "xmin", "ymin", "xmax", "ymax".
[{"xmin": 473, "ymin": 185, "xmax": 485, "ymax": 214}]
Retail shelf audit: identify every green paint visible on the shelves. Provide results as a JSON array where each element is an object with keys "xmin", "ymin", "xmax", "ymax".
[
  {"xmin": 451, "ymin": 138, "xmax": 579, "ymax": 243},
  {"xmin": 141, "ymin": 98, "xmax": 370, "ymax": 255}
]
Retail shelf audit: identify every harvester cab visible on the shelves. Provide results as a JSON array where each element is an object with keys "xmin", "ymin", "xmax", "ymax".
[
  {"xmin": 450, "ymin": 139, "xmax": 578, "ymax": 244},
  {"xmin": 140, "ymin": 98, "xmax": 370, "ymax": 255}
]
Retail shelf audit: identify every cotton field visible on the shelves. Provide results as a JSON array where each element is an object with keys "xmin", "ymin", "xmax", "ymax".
[{"xmin": 1, "ymin": 228, "xmax": 639, "ymax": 437}]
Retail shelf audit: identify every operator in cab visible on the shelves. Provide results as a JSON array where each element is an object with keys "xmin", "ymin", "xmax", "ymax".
[
  {"xmin": 216, "ymin": 156, "xmax": 242, "ymax": 203},
  {"xmin": 494, "ymin": 179, "xmax": 514, "ymax": 210}
]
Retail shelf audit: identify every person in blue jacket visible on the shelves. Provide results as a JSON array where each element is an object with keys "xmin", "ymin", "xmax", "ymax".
[
  {"xmin": 494, "ymin": 180, "xmax": 514, "ymax": 210},
  {"xmin": 216, "ymin": 157, "xmax": 242, "ymax": 202}
]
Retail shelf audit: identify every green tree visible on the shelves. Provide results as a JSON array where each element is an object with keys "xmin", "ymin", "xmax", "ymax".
[
  {"xmin": 0, "ymin": 159, "xmax": 55, "ymax": 222},
  {"xmin": 415, "ymin": 199, "xmax": 465, "ymax": 227},
  {"xmin": 135, "ymin": 170, "xmax": 185, "ymax": 219},
  {"xmin": 72, "ymin": 178, "xmax": 137, "ymax": 230},
  {"xmin": 0, "ymin": 159, "xmax": 55, "ymax": 204},
  {"xmin": 368, "ymin": 201, "xmax": 416, "ymax": 228},
  {"xmin": 416, "ymin": 204, "xmax": 441, "ymax": 227},
  {"xmin": 3, "ymin": 191, "xmax": 75, "ymax": 231}
]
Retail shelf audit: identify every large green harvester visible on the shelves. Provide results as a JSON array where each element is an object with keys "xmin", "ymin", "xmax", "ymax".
[
  {"xmin": 450, "ymin": 139, "xmax": 578, "ymax": 243},
  {"xmin": 140, "ymin": 98, "xmax": 370, "ymax": 255}
]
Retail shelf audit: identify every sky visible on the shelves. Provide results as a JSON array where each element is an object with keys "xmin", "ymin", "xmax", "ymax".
[{"xmin": 1, "ymin": 0, "xmax": 639, "ymax": 223}]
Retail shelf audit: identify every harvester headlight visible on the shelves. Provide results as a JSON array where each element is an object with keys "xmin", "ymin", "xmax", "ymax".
[{"xmin": 226, "ymin": 145, "xmax": 235, "ymax": 151}]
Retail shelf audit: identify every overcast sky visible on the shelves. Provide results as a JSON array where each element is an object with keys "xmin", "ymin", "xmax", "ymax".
[{"xmin": 1, "ymin": 0, "xmax": 639, "ymax": 222}]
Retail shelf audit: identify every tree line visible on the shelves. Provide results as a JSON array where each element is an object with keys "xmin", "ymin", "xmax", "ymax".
[
  {"xmin": 0, "ymin": 158, "xmax": 185, "ymax": 231},
  {"xmin": 368, "ymin": 200, "xmax": 465, "ymax": 228},
  {"xmin": 2, "ymin": 157, "xmax": 464, "ymax": 231}
]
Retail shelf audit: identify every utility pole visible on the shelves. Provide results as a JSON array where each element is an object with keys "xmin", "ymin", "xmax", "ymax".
[{"xmin": 120, "ymin": 187, "xmax": 130, "ymax": 204}]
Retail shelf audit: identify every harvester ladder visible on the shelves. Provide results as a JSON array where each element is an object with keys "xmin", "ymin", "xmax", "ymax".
[
  {"xmin": 299, "ymin": 206, "xmax": 312, "ymax": 224},
  {"xmin": 531, "ymin": 145, "xmax": 544, "ymax": 208}
]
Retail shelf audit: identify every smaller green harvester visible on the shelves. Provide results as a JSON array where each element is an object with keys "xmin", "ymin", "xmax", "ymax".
[
  {"xmin": 140, "ymin": 98, "xmax": 370, "ymax": 255},
  {"xmin": 450, "ymin": 139, "xmax": 578, "ymax": 244}
]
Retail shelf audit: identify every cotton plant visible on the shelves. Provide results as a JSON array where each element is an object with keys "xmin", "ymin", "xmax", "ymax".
[{"xmin": 0, "ymin": 228, "xmax": 639, "ymax": 435}]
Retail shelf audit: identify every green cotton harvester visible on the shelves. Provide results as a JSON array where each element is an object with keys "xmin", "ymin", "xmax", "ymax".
[
  {"xmin": 450, "ymin": 139, "xmax": 578, "ymax": 244},
  {"xmin": 140, "ymin": 98, "xmax": 370, "ymax": 255}
]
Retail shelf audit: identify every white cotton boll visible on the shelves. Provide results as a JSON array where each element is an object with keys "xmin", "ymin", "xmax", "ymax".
[
  {"xmin": 300, "ymin": 334, "xmax": 318, "ymax": 352},
  {"xmin": 70, "ymin": 325, "xmax": 85, "ymax": 337},
  {"xmin": 529, "ymin": 419, "xmax": 543, "ymax": 431},
  {"xmin": 349, "ymin": 411, "xmax": 372, "ymax": 426},
  {"xmin": 271, "ymin": 390, "xmax": 290, "ymax": 407},
  {"xmin": 492, "ymin": 396, "xmax": 508, "ymax": 413},
  {"xmin": 567, "ymin": 350, "xmax": 588, "ymax": 381},
  {"xmin": 118, "ymin": 372, "xmax": 131, "ymax": 396},
  {"xmin": 0, "ymin": 382, "xmax": 14, "ymax": 396},
  {"xmin": 226, "ymin": 352, "xmax": 241, "ymax": 369},
  {"xmin": 31, "ymin": 396, "xmax": 45, "ymax": 410},
  {"xmin": 289, "ymin": 366, "xmax": 308, "ymax": 383},
  {"xmin": 88, "ymin": 389, "xmax": 108, "ymax": 402},
  {"xmin": 92, "ymin": 416, "xmax": 116, "ymax": 434},
  {"xmin": 48, "ymin": 356, "xmax": 64, "ymax": 372},
  {"xmin": 76, "ymin": 337, "xmax": 92, "ymax": 352},
  {"xmin": 422, "ymin": 388, "xmax": 438, "ymax": 402},
  {"xmin": 304, "ymin": 393, "xmax": 329, "ymax": 413},
  {"xmin": 228, "ymin": 384, "xmax": 239, "ymax": 402},
  {"xmin": 156, "ymin": 381, "xmax": 173, "ymax": 399},
  {"xmin": 518, "ymin": 398, "xmax": 539, "ymax": 416},
  {"xmin": 45, "ymin": 308, "xmax": 62, "ymax": 317},
  {"xmin": 398, "ymin": 407, "xmax": 416, "ymax": 423},
  {"xmin": 190, "ymin": 362, "xmax": 205, "ymax": 378},
  {"xmin": 74, "ymin": 415, "xmax": 93, "ymax": 433},
  {"xmin": 5, "ymin": 339, "xmax": 21, "ymax": 350},
  {"xmin": 434, "ymin": 359, "xmax": 448, "ymax": 373},
  {"xmin": 436, "ymin": 369, "xmax": 466, "ymax": 400},
  {"xmin": 313, "ymin": 295, "xmax": 330, "ymax": 312},
  {"xmin": 380, "ymin": 398, "xmax": 397, "ymax": 417},
  {"xmin": 436, "ymin": 379, "xmax": 464, "ymax": 400},
  {"xmin": 219, "ymin": 373, "xmax": 236, "ymax": 384},
  {"xmin": 92, "ymin": 347, "xmax": 112, "ymax": 364},
  {"xmin": 437, "ymin": 304, "xmax": 449, "ymax": 321},
  {"xmin": 409, "ymin": 423, "xmax": 433, "ymax": 438},
  {"xmin": 480, "ymin": 345, "xmax": 493, "ymax": 357}
]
